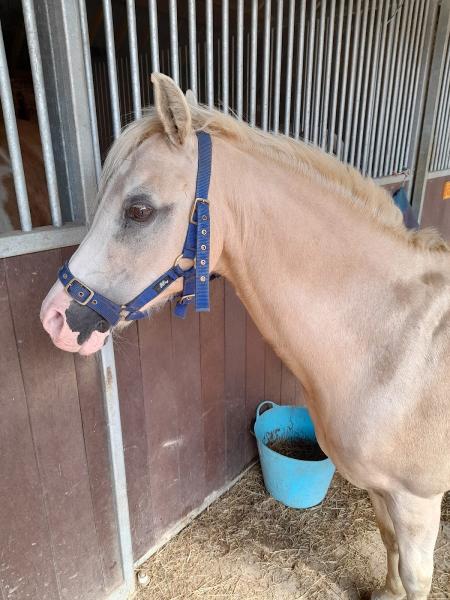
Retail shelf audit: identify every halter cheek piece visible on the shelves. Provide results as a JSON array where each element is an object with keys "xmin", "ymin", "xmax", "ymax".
[{"xmin": 58, "ymin": 131, "xmax": 212, "ymax": 327}]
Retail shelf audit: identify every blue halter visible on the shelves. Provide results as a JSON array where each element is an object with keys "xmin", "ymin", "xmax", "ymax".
[{"xmin": 58, "ymin": 131, "xmax": 212, "ymax": 327}]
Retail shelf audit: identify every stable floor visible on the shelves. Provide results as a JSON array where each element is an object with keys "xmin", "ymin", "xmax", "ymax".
[{"xmin": 136, "ymin": 466, "xmax": 449, "ymax": 600}]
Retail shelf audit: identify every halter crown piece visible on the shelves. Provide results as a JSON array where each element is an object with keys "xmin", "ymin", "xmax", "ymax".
[{"xmin": 58, "ymin": 131, "xmax": 212, "ymax": 326}]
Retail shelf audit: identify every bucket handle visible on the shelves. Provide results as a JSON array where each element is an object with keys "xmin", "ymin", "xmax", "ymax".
[{"xmin": 255, "ymin": 400, "xmax": 279, "ymax": 419}]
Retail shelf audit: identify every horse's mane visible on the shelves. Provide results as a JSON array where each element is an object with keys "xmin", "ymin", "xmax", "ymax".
[{"xmin": 100, "ymin": 104, "xmax": 448, "ymax": 253}]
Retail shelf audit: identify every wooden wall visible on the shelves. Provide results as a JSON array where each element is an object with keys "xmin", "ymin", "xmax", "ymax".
[
  {"xmin": 0, "ymin": 246, "xmax": 303, "ymax": 594},
  {"xmin": 0, "ymin": 249, "xmax": 122, "ymax": 600},
  {"xmin": 115, "ymin": 277, "xmax": 304, "ymax": 561}
]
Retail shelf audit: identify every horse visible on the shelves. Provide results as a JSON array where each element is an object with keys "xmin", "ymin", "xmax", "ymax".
[
  {"xmin": 40, "ymin": 73, "xmax": 450, "ymax": 599},
  {"xmin": 0, "ymin": 118, "xmax": 51, "ymax": 232}
]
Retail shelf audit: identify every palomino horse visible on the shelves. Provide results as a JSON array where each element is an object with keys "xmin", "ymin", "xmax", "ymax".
[{"xmin": 41, "ymin": 74, "xmax": 450, "ymax": 599}]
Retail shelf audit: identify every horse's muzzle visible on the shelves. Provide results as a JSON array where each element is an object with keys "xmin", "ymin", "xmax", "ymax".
[{"xmin": 40, "ymin": 281, "xmax": 110, "ymax": 355}]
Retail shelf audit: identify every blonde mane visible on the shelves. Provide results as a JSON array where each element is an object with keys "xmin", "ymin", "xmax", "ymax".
[{"xmin": 100, "ymin": 104, "xmax": 448, "ymax": 253}]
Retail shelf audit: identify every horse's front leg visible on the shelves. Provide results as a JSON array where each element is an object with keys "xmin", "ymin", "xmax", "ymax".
[
  {"xmin": 369, "ymin": 491, "xmax": 406, "ymax": 600},
  {"xmin": 384, "ymin": 491, "xmax": 443, "ymax": 600}
]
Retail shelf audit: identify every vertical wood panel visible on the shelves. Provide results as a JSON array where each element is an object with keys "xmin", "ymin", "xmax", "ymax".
[
  {"xmin": 170, "ymin": 303, "xmax": 206, "ymax": 514},
  {"xmin": 264, "ymin": 345, "xmax": 282, "ymax": 402},
  {"xmin": 73, "ymin": 354, "xmax": 123, "ymax": 590},
  {"xmin": 244, "ymin": 313, "xmax": 265, "ymax": 464},
  {"xmin": 224, "ymin": 282, "xmax": 246, "ymax": 480},
  {"xmin": 0, "ymin": 259, "xmax": 60, "ymax": 600},
  {"xmin": 115, "ymin": 322, "xmax": 154, "ymax": 559},
  {"xmin": 199, "ymin": 278, "xmax": 226, "ymax": 496},
  {"xmin": 4, "ymin": 250, "xmax": 104, "ymax": 600},
  {"xmin": 60, "ymin": 247, "xmax": 123, "ymax": 590},
  {"xmin": 281, "ymin": 363, "xmax": 297, "ymax": 405},
  {"xmin": 138, "ymin": 305, "xmax": 182, "ymax": 542}
]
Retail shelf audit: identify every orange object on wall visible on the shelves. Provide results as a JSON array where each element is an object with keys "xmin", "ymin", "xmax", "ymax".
[{"xmin": 443, "ymin": 181, "xmax": 450, "ymax": 200}]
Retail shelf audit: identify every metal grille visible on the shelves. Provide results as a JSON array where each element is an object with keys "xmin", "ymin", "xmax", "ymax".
[
  {"xmin": 91, "ymin": 0, "xmax": 434, "ymax": 180},
  {"xmin": 430, "ymin": 27, "xmax": 450, "ymax": 172},
  {"xmin": 0, "ymin": 2, "xmax": 61, "ymax": 232}
]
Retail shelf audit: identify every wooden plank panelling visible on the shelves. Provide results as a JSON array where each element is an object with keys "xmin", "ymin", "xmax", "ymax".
[
  {"xmin": 244, "ymin": 314, "xmax": 265, "ymax": 464},
  {"xmin": 281, "ymin": 363, "xmax": 297, "ymax": 405},
  {"xmin": 4, "ymin": 251, "xmax": 105, "ymax": 600},
  {"xmin": 0, "ymin": 259, "xmax": 59, "ymax": 600},
  {"xmin": 264, "ymin": 345, "xmax": 282, "ymax": 403},
  {"xmin": 199, "ymin": 278, "xmax": 226, "ymax": 497},
  {"xmin": 171, "ymin": 302, "xmax": 206, "ymax": 514},
  {"xmin": 138, "ymin": 305, "xmax": 183, "ymax": 543},
  {"xmin": 224, "ymin": 282, "xmax": 247, "ymax": 481},
  {"xmin": 114, "ymin": 322, "xmax": 154, "ymax": 559},
  {"xmin": 61, "ymin": 247, "xmax": 122, "ymax": 592}
]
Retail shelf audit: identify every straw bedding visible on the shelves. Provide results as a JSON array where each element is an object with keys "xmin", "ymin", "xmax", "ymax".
[{"xmin": 136, "ymin": 466, "xmax": 449, "ymax": 600}]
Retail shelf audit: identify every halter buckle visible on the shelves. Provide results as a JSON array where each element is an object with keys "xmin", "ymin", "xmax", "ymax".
[
  {"xmin": 179, "ymin": 293, "xmax": 195, "ymax": 304},
  {"xmin": 190, "ymin": 197, "xmax": 209, "ymax": 224},
  {"xmin": 64, "ymin": 278, "xmax": 95, "ymax": 306}
]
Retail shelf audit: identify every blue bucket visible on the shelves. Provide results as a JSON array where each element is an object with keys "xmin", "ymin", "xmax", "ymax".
[{"xmin": 254, "ymin": 401, "xmax": 335, "ymax": 509}]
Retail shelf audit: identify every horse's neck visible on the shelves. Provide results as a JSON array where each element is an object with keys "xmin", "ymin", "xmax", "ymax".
[{"xmin": 212, "ymin": 138, "xmax": 435, "ymax": 398}]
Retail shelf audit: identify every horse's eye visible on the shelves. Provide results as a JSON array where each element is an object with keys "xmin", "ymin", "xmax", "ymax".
[{"xmin": 126, "ymin": 203, "xmax": 153, "ymax": 222}]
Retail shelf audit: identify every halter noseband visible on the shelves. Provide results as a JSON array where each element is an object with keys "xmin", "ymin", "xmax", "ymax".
[{"xmin": 58, "ymin": 131, "xmax": 212, "ymax": 327}]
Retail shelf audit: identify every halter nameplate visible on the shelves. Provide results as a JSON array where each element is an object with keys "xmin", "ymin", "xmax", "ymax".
[{"xmin": 58, "ymin": 131, "xmax": 212, "ymax": 326}]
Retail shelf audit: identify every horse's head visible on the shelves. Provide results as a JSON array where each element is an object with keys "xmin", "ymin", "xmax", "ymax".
[{"xmin": 41, "ymin": 73, "xmax": 221, "ymax": 355}]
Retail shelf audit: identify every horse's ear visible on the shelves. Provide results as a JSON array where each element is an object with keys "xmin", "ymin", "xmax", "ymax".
[
  {"xmin": 185, "ymin": 89, "xmax": 198, "ymax": 107},
  {"xmin": 151, "ymin": 72, "xmax": 192, "ymax": 145}
]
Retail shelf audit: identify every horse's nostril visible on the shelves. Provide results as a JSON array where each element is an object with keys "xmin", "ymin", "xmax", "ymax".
[{"xmin": 42, "ymin": 308, "xmax": 65, "ymax": 339}]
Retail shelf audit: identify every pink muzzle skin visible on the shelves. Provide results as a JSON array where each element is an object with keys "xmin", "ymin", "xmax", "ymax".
[{"xmin": 40, "ymin": 281, "xmax": 110, "ymax": 356}]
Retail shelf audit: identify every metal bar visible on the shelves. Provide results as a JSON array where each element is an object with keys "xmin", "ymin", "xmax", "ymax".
[
  {"xmin": 387, "ymin": 0, "xmax": 414, "ymax": 174},
  {"xmin": 343, "ymin": 0, "xmax": 361, "ymax": 163},
  {"xmin": 262, "ymin": 0, "xmax": 272, "ymax": 131},
  {"xmin": 411, "ymin": 0, "xmax": 450, "ymax": 220},
  {"xmin": 0, "ymin": 224, "xmax": 87, "ymax": 259},
  {"xmin": 355, "ymin": 0, "xmax": 375, "ymax": 169},
  {"xmin": 313, "ymin": 0, "xmax": 326, "ymax": 145},
  {"xmin": 236, "ymin": 0, "xmax": 244, "ymax": 119},
  {"xmin": 231, "ymin": 34, "xmax": 235, "ymax": 111},
  {"xmin": 349, "ymin": 0, "xmax": 368, "ymax": 166},
  {"xmin": 362, "ymin": 0, "xmax": 385, "ymax": 174},
  {"xmin": 188, "ymin": 0, "xmax": 197, "ymax": 97},
  {"xmin": 328, "ymin": 0, "xmax": 344, "ymax": 152},
  {"xmin": 169, "ymin": 0, "xmax": 179, "ymax": 84},
  {"xmin": 149, "ymin": 0, "xmax": 160, "ymax": 73},
  {"xmin": 102, "ymin": 0, "xmax": 121, "ymax": 139},
  {"xmin": 78, "ymin": 0, "xmax": 102, "ymax": 182},
  {"xmin": 222, "ymin": 0, "xmax": 229, "ymax": 113},
  {"xmin": 284, "ymin": 0, "xmax": 296, "ymax": 135},
  {"xmin": 395, "ymin": 0, "xmax": 421, "ymax": 172},
  {"xmin": 304, "ymin": 0, "xmax": 316, "ymax": 141},
  {"xmin": 98, "ymin": 338, "xmax": 134, "ymax": 599},
  {"xmin": 403, "ymin": 0, "xmax": 432, "ymax": 172},
  {"xmin": 206, "ymin": 0, "xmax": 214, "ymax": 107},
  {"xmin": 126, "ymin": 0, "xmax": 141, "ymax": 119},
  {"xmin": 321, "ymin": 0, "xmax": 335, "ymax": 150},
  {"xmin": 395, "ymin": 0, "xmax": 426, "ymax": 171},
  {"xmin": 434, "ymin": 42, "xmax": 450, "ymax": 170},
  {"xmin": 22, "ymin": 0, "xmax": 62, "ymax": 227},
  {"xmin": 0, "ymin": 21, "xmax": 31, "ymax": 231},
  {"xmin": 273, "ymin": 0, "xmax": 283, "ymax": 133},
  {"xmin": 366, "ymin": 0, "xmax": 389, "ymax": 176},
  {"xmin": 383, "ymin": 1, "xmax": 409, "ymax": 176},
  {"xmin": 250, "ymin": 0, "xmax": 258, "ymax": 126},
  {"xmin": 268, "ymin": 25, "xmax": 274, "ymax": 126},
  {"xmin": 336, "ymin": 0, "xmax": 353, "ymax": 158},
  {"xmin": 294, "ymin": 0, "xmax": 306, "ymax": 139},
  {"xmin": 433, "ymin": 37, "xmax": 450, "ymax": 169}
]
